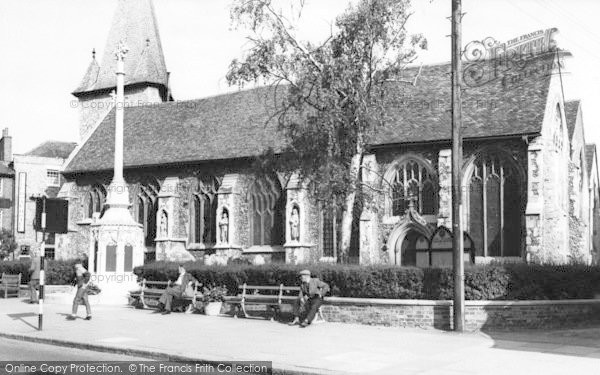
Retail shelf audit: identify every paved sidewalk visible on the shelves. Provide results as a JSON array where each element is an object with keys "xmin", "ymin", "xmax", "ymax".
[{"xmin": 0, "ymin": 298, "xmax": 599, "ymax": 375}]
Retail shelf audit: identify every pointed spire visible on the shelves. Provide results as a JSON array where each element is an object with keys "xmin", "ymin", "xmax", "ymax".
[
  {"xmin": 73, "ymin": 0, "xmax": 168, "ymax": 96},
  {"xmin": 73, "ymin": 51, "xmax": 100, "ymax": 94}
]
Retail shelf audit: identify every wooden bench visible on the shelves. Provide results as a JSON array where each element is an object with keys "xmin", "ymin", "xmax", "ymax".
[
  {"xmin": 226, "ymin": 283, "xmax": 325, "ymax": 323},
  {"xmin": 129, "ymin": 279, "xmax": 202, "ymax": 313},
  {"xmin": 1, "ymin": 273, "xmax": 22, "ymax": 299}
]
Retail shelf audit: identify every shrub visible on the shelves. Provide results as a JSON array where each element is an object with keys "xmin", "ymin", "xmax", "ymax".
[
  {"xmin": 134, "ymin": 262, "xmax": 425, "ymax": 299},
  {"xmin": 0, "ymin": 258, "xmax": 88, "ymax": 285},
  {"xmin": 134, "ymin": 261, "xmax": 600, "ymax": 300},
  {"xmin": 202, "ymin": 285, "xmax": 228, "ymax": 303}
]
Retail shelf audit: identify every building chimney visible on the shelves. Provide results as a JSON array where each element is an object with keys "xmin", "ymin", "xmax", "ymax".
[{"xmin": 0, "ymin": 128, "xmax": 12, "ymax": 162}]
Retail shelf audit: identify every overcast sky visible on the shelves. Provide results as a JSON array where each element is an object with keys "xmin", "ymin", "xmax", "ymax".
[{"xmin": 0, "ymin": 0, "xmax": 599, "ymax": 154}]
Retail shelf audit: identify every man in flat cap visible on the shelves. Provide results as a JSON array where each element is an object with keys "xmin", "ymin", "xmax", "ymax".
[{"xmin": 289, "ymin": 269, "xmax": 330, "ymax": 327}]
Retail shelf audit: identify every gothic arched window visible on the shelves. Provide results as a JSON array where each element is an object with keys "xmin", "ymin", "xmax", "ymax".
[
  {"xmin": 388, "ymin": 158, "xmax": 437, "ymax": 216},
  {"xmin": 86, "ymin": 192, "xmax": 94, "ymax": 218},
  {"xmin": 321, "ymin": 204, "xmax": 342, "ymax": 258},
  {"xmin": 467, "ymin": 153, "xmax": 522, "ymax": 257},
  {"xmin": 554, "ymin": 104, "xmax": 564, "ymax": 153},
  {"xmin": 248, "ymin": 176, "xmax": 285, "ymax": 246},
  {"xmin": 86, "ymin": 185, "xmax": 106, "ymax": 218},
  {"xmin": 137, "ymin": 180, "xmax": 159, "ymax": 246},
  {"xmin": 189, "ymin": 177, "xmax": 220, "ymax": 245}
]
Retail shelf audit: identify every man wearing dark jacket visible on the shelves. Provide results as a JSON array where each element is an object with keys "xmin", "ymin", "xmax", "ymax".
[
  {"xmin": 157, "ymin": 265, "xmax": 198, "ymax": 314},
  {"xmin": 289, "ymin": 270, "xmax": 330, "ymax": 327}
]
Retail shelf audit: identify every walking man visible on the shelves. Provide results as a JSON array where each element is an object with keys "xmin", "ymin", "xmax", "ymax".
[
  {"xmin": 67, "ymin": 263, "xmax": 92, "ymax": 320},
  {"xmin": 28, "ymin": 253, "xmax": 40, "ymax": 304}
]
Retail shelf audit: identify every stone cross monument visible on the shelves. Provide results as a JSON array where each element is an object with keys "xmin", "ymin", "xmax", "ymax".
[{"xmin": 89, "ymin": 40, "xmax": 144, "ymax": 304}]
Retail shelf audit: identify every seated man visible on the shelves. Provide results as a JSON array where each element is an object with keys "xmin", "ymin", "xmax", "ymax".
[
  {"xmin": 289, "ymin": 269, "xmax": 330, "ymax": 328},
  {"xmin": 157, "ymin": 264, "xmax": 198, "ymax": 315}
]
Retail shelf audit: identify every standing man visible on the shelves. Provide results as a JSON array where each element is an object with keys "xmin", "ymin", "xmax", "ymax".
[
  {"xmin": 28, "ymin": 252, "xmax": 41, "ymax": 304},
  {"xmin": 289, "ymin": 270, "xmax": 329, "ymax": 328}
]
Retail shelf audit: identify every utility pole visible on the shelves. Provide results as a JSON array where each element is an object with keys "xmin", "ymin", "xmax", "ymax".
[{"xmin": 451, "ymin": 0, "xmax": 465, "ymax": 332}]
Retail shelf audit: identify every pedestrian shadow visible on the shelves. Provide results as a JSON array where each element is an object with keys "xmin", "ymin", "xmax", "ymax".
[
  {"xmin": 480, "ymin": 322, "xmax": 600, "ymax": 358},
  {"xmin": 6, "ymin": 312, "xmax": 38, "ymax": 330}
]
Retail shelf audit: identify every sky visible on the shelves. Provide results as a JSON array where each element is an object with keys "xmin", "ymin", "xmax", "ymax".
[{"xmin": 0, "ymin": 0, "xmax": 599, "ymax": 154}]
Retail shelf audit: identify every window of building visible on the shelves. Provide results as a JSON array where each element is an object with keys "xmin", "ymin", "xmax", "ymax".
[
  {"xmin": 124, "ymin": 244, "xmax": 133, "ymax": 272},
  {"xmin": 136, "ymin": 181, "xmax": 159, "ymax": 246},
  {"xmin": 189, "ymin": 177, "xmax": 220, "ymax": 245},
  {"xmin": 388, "ymin": 158, "xmax": 437, "ymax": 216},
  {"xmin": 47, "ymin": 170, "xmax": 60, "ymax": 187},
  {"xmin": 248, "ymin": 176, "xmax": 285, "ymax": 246},
  {"xmin": 86, "ymin": 185, "xmax": 106, "ymax": 219},
  {"xmin": 321, "ymin": 205, "xmax": 342, "ymax": 258},
  {"xmin": 44, "ymin": 248, "xmax": 55, "ymax": 260},
  {"xmin": 467, "ymin": 153, "xmax": 522, "ymax": 257},
  {"xmin": 106, "ymin": 244, "xmax": 117, "ymax": 272}
]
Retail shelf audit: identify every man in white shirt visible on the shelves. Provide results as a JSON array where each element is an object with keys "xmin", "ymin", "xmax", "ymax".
[{"xmin": 157, "ymin": 264, "xmax": 198, "ymax": 314}]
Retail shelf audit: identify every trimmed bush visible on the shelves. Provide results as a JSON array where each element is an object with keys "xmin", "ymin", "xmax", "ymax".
[
  {"xmin": 134, "ymin": 262, "xmax": 424, "ymax": 299},
  {"xmin": 134, "ymin": 261, "xmax": 600, "ymax": 300},
  {"xmin": 0, "ymin": 258, "xmax": 88, "ymax": 285}
]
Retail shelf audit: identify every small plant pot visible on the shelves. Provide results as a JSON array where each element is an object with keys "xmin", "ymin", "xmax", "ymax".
[{"xmin": 204, "ymin": 301, "xmax": 223, "ymax": 316}]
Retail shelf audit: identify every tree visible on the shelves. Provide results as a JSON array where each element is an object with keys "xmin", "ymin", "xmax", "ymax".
[
  {"xmin": 227, "ymin": 0, "xmax": 426, "ymax": 262},
  {"xmin": 0, "ymin": 229, "xmax": 18, "ymax": 260}
]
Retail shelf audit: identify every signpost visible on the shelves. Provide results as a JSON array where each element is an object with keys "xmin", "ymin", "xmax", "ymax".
[
  {"xmin": 32, "ymin": 196, "xmax": 69, "ymax": 331},
  {"xmin": 38, "ymin": 197, "xmax": 46, "ymax": 331}
]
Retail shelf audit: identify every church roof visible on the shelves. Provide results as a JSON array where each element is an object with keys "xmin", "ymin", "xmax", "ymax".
[
  {"xmin": 74, "ymin": 58, "xmax": 100, "ymax": 94},
  {"xmin": 72, "ymin": 0, "xmax": 168, "ymax": 96},
  {"xmin": 565, "ymin": 100, "xmax": 580, "ymax": 141},
  {"xmin": 64, "ymin": 52, "xmax": 558, "ymax": 174},
  {"xmin": 586, "ymin": 144, "xmax": 596, "ymax": 176},
  {"xmin": 25, "ymin": 141, "xmax": 78, "ymax": 159}
]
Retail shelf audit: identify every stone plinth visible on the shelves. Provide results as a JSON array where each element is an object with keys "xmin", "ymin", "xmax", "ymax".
[
  {"xmin": 155, "ymin": 238, "xmax": 193, "ymax": 262},
  {"xmin": 284, "ymin": 243, "xmax": 315, "ymax": 264}
]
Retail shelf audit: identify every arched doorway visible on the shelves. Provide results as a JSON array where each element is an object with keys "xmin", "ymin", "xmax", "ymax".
[
  {"xmin": 387, "ymin": 224, "xmax": 431, "ymax": 266},
  {"xmin": 393, "ymin": 230, "xmax": 429, "ymax": 266}
]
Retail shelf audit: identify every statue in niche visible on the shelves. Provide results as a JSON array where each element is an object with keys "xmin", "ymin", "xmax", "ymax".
[
  {"xmin": 219, "ymin": 210, "xmax": 229, "ymax": 243},
  {"xmin": 159, "ymin": 211, "xmax": 168, "ymax": 237},
  {"xmin": 290, "ymin": 206, "xmax": 300, "ymax": 242}
]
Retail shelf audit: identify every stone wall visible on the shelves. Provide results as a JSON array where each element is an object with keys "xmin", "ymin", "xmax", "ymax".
[
  {"xmin": 59, "ymin": 162, "xmax": 326, "ymax": 264},
  {"xmin": 318, "ymin": 297, "xmax": 600, "ymax": 331},
  {"xmin": 77, "ymin": 86, "xmax": 164, "ymax": 142},
  {"xmin": 369, "ymin": 140, "xmax": 528, "ymax": 264},
  {"xmin": 539, "ymin": 75, "xmax": 570, "ymax": 263}
]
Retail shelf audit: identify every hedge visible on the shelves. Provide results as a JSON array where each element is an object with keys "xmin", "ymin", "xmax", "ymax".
[
  {"xmin": 0, "ymin": 259, "xmax": 88, "ymax": 285},
  {"xmin": 133, "ymin": 261, "xmax": 600, "ymax": 300}
]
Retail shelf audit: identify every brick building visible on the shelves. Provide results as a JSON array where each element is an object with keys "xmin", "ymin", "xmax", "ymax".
[
  {"xmin": 12, "ymin": 141, "xmax": 77, "ymax": 259},
  {"xmin": 57, "ymin": 0, "xmax": 599, "ymax": 266}
]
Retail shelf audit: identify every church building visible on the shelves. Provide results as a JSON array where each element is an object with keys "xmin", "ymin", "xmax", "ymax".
[{"xmin": 56, "ymin": 0, "xmax": 600, "ymax": 268}]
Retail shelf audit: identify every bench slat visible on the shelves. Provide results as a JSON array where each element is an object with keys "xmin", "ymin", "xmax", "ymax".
[{"xmin": 239, "ymin": 285, "xmax": 282, "ymax": 291}]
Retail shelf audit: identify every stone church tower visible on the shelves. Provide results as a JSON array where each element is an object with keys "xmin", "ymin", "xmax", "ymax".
[{"xmin": 72, "ymin": 0, "xmax": 170, "ymax": 142}]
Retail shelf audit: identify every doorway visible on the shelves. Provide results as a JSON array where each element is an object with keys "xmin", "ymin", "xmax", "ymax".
[{"xmin": 393, "ymin": 230, "xmax": 426, "ymax": 266}]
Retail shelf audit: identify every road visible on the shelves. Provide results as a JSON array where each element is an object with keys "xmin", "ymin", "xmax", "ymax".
[{"xmin": 0, "ymin": 338, "xmax": 150, "ymax": 361}]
